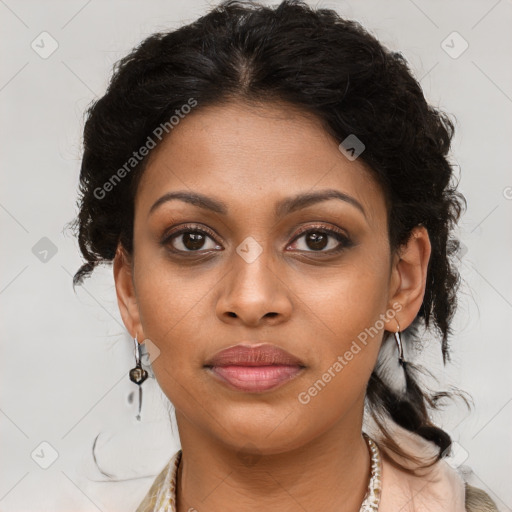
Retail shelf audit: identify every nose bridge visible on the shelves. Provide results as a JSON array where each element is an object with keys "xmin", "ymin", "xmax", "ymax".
[
  {"xmin": 231, "ymin": 235, "xmax": 276, "ymax": 296},
  {"xmin": 217, "ymin": 235, "xmax": 291, "ymax": 324}
]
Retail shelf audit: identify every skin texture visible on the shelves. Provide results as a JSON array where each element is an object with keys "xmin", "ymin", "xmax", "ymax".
[{"xmin": 114, "ymin": 100, "xmax": 431, "ymax": 512}]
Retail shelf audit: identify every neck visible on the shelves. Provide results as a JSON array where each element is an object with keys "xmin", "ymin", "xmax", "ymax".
[{"xmin": 175, "ymin": 405, "xmax": 371, "ymax": 512}]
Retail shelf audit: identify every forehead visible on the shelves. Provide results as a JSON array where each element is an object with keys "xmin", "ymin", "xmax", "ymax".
[{"xmin": 136, "ymin": 100, "xmax": 387, "ymax": 226}]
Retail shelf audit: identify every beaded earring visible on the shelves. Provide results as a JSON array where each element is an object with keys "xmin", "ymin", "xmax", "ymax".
[{"xmin": 129, "ymin": 333, "xmax": 148, "ymax": 421}]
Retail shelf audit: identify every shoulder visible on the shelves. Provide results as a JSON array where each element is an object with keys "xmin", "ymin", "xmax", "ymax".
[{"xmin": 371, "ymin": 423, "xmax": 498, "ymax": 512}]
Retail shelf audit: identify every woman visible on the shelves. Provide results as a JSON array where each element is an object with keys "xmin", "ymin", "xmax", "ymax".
[{"xmin": 70, "ymin": 0, "xmax": 499, "ymax": 510}]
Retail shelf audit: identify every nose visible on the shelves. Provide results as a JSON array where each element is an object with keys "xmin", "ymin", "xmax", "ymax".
[{"xmin": 215, "ymin": 244, "xmax": 293, "ymax": 327}]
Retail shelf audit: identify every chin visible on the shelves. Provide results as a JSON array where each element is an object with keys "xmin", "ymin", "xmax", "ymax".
[{"xmin": 211, "ymin": 408, "xmax": 311, "ymax": 453}]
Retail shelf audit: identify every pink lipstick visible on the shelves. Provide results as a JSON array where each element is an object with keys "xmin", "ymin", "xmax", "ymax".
[{"xmin": 204, "ymin": 344, "xmax": 305, "ymax": 392}]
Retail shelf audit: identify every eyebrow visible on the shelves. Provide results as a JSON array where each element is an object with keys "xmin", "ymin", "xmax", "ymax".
[{"xmin": 148, "ymin": 189, "xmax": 367, "ymax": 220}]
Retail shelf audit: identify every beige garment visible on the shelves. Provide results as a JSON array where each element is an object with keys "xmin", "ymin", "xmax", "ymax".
[
  {"xmin": 377, "ymin": 425, "xmax": 466, "ymax": 511},
  {"xmin": 135, "ymin": 425, "xmax": 498, "ymax": 512},
  {"xmin": 373, "ymin": 422, "xmax": 498, "ymax": 512},
  {"xmin": 135, "ymin": 450, "xmax": 180, "ymax": 512}
]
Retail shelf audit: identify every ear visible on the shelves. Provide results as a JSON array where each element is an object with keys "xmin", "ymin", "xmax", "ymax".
[
  {"xmin": 383, "ymin": 225, "xmax": 431, "ymax": 332},
  {"xmin": 113, "ymin": 243, "xmax": 146, "ymax": 340}
]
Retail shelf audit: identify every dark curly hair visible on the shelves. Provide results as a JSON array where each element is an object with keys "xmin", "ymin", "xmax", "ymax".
[{"xmin": 68, "ymin": 0, "xmax": 469, "ymax": 475}]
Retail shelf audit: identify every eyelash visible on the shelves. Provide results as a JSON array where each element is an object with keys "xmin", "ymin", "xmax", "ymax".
[{"xmin": 161, "ymin": 223, "xmax": 353, "ymax": 256}]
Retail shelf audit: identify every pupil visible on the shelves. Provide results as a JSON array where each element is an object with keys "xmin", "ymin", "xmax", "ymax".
[
  {"xmin": 184, "ymin": 232, "xmax": 205, "ymax": 250},
  {"xmin": 307, "ymin": 232, "xmax": 327, "ymax": 250}
]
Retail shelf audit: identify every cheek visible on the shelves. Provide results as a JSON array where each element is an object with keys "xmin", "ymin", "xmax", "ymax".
[
  {"xmin": 304, "ymin": 253, "xmax": 391, "ymax": 346},
  {"xmin": 296, "ymin": 256, "xmax": 390, "ymax": 401},
  {"xmin": 132, "ymin": 256, "xmax": 223, "ymax": 398},
  {"xmin": 132, "ymin": 259, "xmax": 191, "ymax": 364},
  {"xmin": 133, "ymin": 242, "xmax": 207, "ymax": 335}
]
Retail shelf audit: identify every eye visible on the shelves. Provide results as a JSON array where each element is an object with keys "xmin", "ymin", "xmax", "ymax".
[
  {"xmin": 287, "ymin": 224, "xmax": 353, "ymax": 254},
  {"xmin": 162, "ymin": 224, "xmax": 222, "ymax": 253},
  {"xmin": 161, "ymin": 223, "xmax": 353, "ymax": 256}
]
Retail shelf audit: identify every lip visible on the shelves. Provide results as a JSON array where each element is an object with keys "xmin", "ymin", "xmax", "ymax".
[
  {"xmin": 204, "ymin": 343, "xmax": 306, "ymax": 392},
  {"xmin": 205, "ymin": 343, "xmax": 305, "ymax": 367}
]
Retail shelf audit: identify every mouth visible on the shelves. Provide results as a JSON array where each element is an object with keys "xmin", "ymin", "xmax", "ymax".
[
  {"xmin": 205, "ymin": 364, "xmax": 305, "ymax": 392},
  {"xmin": 204, "ymin": 343, "xmax": 306, "ymax": 393}
]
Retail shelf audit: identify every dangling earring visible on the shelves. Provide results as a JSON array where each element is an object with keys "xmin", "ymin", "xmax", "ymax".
[
  {"xmin": 393, "ymin": 321, "xmax": 405, "ymax": 367},
  {"xmin": 129, "ymin": 333, "xmax": 148, "ymax": 421}
]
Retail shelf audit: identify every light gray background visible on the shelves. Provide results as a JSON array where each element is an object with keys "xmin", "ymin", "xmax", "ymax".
[{"xmin": 1, "ymin": 0, "xmax": 511, "ymax": 510}]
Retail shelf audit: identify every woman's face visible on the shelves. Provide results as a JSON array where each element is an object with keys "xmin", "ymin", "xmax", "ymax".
[{"xmin": 115, "ymin": 100, "xmax": 422, "ymax": 455}]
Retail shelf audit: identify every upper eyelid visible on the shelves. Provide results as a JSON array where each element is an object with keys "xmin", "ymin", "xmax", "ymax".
[
  {"xmin": 291, "ymin": 223, "xmax": 348, "ymax": 239},
  {"xmin": 164, "ymin": 223, "xmax": 350, "ymax": 247}
]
